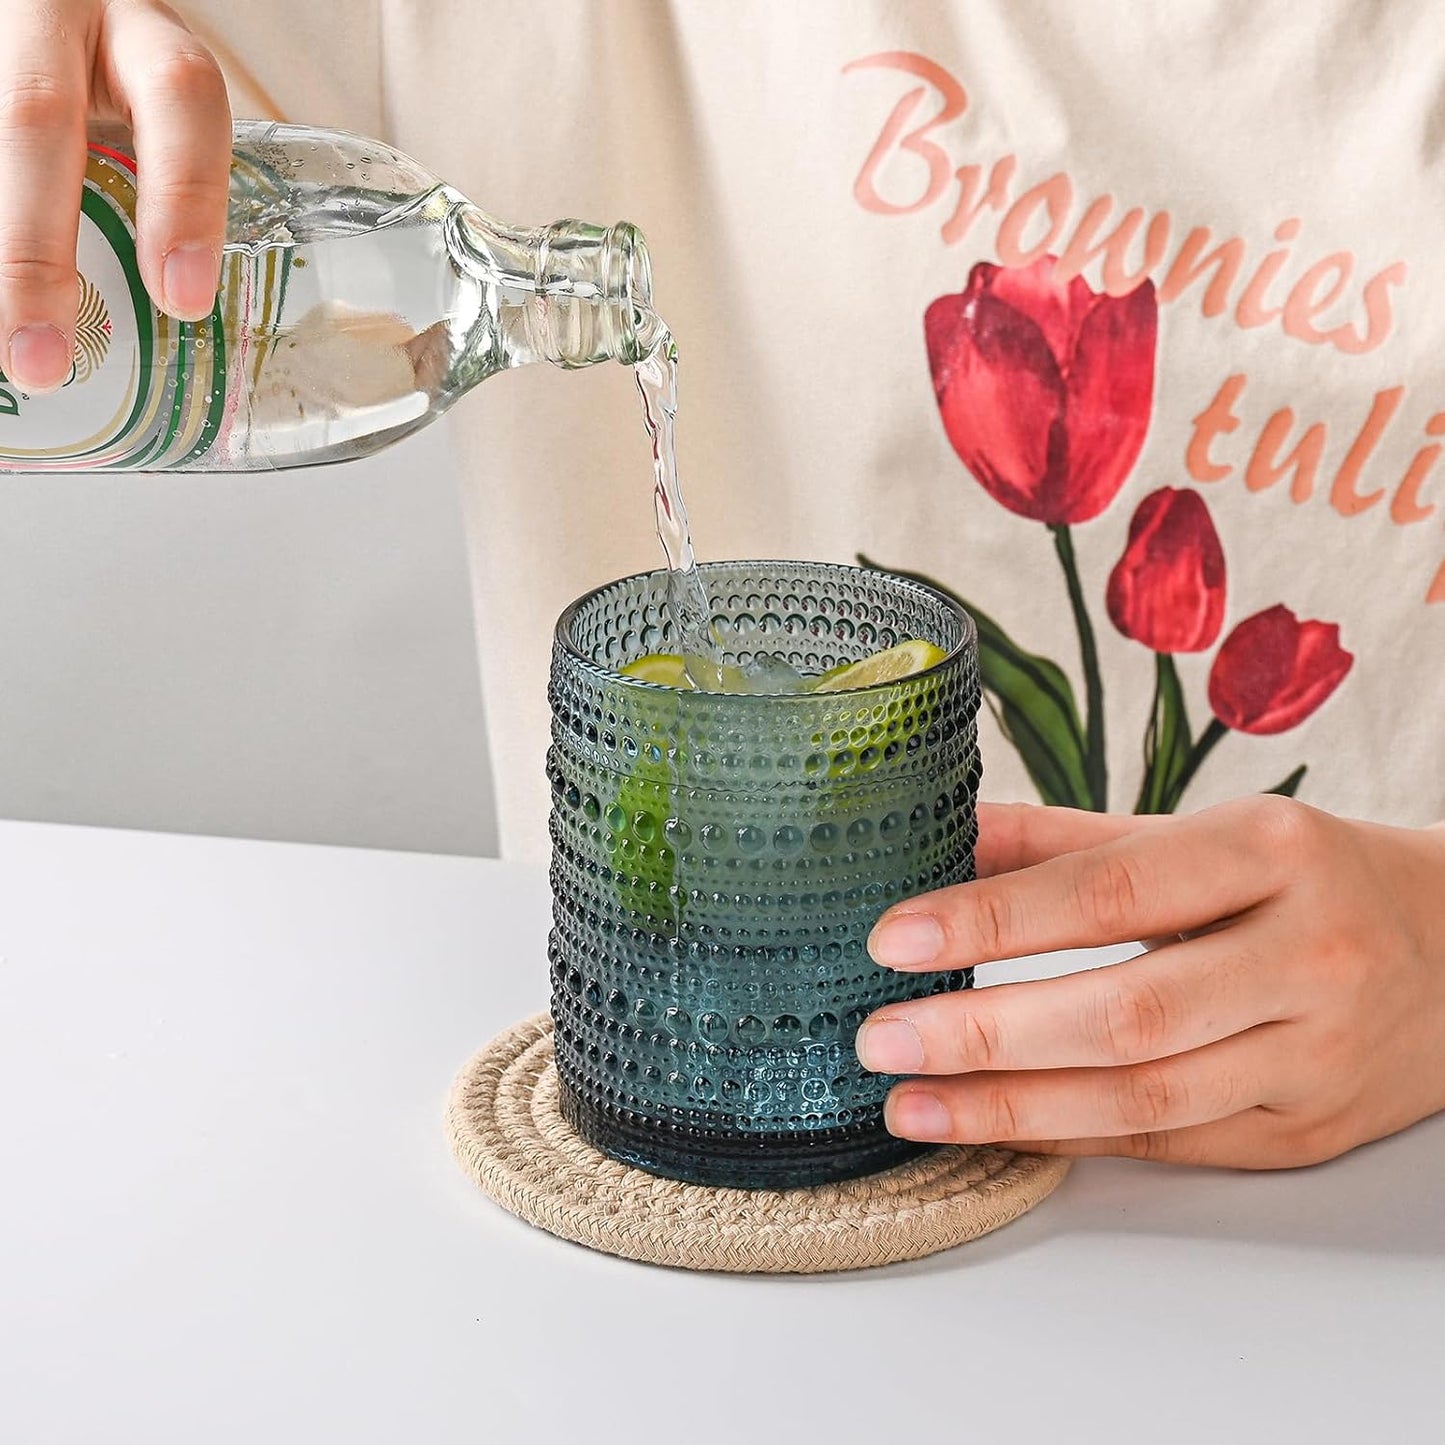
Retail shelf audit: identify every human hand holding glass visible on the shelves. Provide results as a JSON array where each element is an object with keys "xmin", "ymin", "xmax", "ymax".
[{"xmin": 858, "ymin": 797, "xmax": 1445, "ymax": 1167}]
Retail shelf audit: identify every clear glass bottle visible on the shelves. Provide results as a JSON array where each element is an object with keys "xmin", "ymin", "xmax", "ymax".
[{"xmin": 0, "ymin": 122, "xmax": 653, "ymax": 472}]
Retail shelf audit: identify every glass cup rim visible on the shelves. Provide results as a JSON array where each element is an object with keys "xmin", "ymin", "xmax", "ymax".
[{"xmin": 553, "ymin": 558, "xmax": 978, "ymax": 703}]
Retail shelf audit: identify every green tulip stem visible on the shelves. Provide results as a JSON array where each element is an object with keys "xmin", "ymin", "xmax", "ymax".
[
  {"xmin": 1167, "ymin": 717, "xmax": 1228, "ymax": 810},
  {"xmin": 1051, "ymin": 524, "xmax": 1107, "ymax": 810},
  {"xmin": 1135, "ymin": 651, "xmax": 1178, "ymax": 815}
]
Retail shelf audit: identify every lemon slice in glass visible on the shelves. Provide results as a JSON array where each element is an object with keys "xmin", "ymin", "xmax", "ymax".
[
  {"xmin": 810, "ymin": 638, "xmax": 948, "ymax": 693},
  {"xmin": 620, "ymin": 653, "xmax": 696, "ymax": 688},
  {"xmin": 621, "ymin": 653, "xmax": 764, "ymax": 693}
]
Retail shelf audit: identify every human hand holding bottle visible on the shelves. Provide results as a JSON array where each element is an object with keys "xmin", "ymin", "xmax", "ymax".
[
  {"xmin": 857, "ymin": 797, "xmax": 1445, "ymax": 1167},
  {"xmin": 0, "ymin": 0, "xmax": 230, "ymax": 392}
]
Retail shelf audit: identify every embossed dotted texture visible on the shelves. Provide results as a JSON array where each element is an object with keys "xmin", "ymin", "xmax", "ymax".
[{"xmin": 547, "ymin": 561, "xmax": 982, "ymax": 1189}]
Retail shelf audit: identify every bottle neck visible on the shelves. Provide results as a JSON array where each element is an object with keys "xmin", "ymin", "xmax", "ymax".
[{"xmin": 448, "ymin": 204, "xmax": 654, "ymax": 368}]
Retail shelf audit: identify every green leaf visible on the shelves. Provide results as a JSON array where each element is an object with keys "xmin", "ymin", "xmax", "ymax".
[
  {"xmin": 971, "ymin": 602, "xmax": 1093, "ymax": 809},
  {"xmin": 1266, "ymin": 764, "xmax": 1308, "ymax": 798},
  {"xmin": 857, "ymin": 555, "xmax": 1091, "ymax": 809},
  {"xmin": 1136, "ymin": 652, "xmax": 1193, "ymax": 815}
]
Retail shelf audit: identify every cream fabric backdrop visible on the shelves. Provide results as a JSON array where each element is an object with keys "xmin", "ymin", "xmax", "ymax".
[{"xmin": 194, "ymin": 0, "xmax": 1445, "ymax": 861}]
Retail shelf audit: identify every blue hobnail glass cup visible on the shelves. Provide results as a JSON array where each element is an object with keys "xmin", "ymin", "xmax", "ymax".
[{"xmin": 547, "ymin": 560, "xmax": 981, "ymax": 1189}]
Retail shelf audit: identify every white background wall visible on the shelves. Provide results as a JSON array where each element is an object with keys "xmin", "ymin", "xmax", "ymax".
[{"xmin": 0, "ymin": 422, "xmax": 498, "ymax": 856}]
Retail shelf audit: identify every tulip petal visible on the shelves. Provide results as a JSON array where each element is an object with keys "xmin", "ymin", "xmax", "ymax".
[
  {"xmin": 1106, "ymin": 487, "xmax": 1227, "ymax": 653},
  {"xmin": 926, "ymin": 281, "xmax": 1066, "ymax": 522},
  {"xmin": 1208, "ymin": 605, "xmax": 1354, "ymax": 735},
  {"xmin": 1057, "ymin": 281, "xmax": 1159, "ymax": 524},
  {"xmin": 987, "ymin": 255, "xmax": 1100, "ymax": 368},
  {"xmin": 1282, "ymin": 620, "xmax": 1356, "ymax": 729}
]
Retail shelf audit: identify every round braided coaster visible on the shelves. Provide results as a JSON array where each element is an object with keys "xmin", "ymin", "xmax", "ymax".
[{"xmin": 445, "ymin": 1014, "xmax": 1071, "ymax": 1274}]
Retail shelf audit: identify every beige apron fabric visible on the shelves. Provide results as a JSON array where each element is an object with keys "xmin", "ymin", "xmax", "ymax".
[{"xmin": 190, "ymin": 1, "xmax": 1445, "ymax": 861}]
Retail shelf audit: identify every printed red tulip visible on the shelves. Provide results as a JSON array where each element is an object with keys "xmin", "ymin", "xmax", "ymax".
[
  {"xmin": 926, "ymin": 256, "xmax": 1157, "ymax": 524},
  {"xmin": 1106, "ymin": 487, "xmax": 1227, "ymax": 653},
  {"xmin": 1208, "ymin": 606, "xmax": 1354, "ymax": 735}
]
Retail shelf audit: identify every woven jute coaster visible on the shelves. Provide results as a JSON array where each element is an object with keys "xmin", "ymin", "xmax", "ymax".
[{"xmin": 445, "ymin": 1014, "xmax": 1070, "ymax": 1274}]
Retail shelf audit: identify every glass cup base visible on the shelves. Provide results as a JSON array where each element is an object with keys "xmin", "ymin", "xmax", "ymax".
[{"xmin": 557, "ymin": 1077, "xmax": 938, "ymax": 1190}]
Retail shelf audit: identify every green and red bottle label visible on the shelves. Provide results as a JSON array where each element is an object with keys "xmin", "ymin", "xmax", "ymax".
[{"xmin": 0, "ymin": 146, "xmax": 230, "ymax": 469}]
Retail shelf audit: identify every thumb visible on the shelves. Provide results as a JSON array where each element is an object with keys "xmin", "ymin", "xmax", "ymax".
[{"xmin": 974, "ymin": 801, "xmax": 1159, "ymax": 878}]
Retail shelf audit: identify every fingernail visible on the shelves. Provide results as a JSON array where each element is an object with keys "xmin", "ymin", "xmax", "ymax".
[
  {"xmin": 162, "ymin": 244, "xmax": 219, "ymax": 319},
  {"xmin": 856, "ymin": 1017, "xmax": 923, "ymax": 1073},
  {"xmin": 7, "ymin": 324, "xmax": 72, "ymax": 392},
  {"xmin": 868, "ymin": 913, "xmax": 944, "ymax": 969},
  {"xmin": 888, "ymin": 1090, "xmax": 952, "ymax": 1141}
]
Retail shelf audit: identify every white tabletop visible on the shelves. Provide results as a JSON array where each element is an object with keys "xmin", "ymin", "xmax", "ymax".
[{"xmin": 0, "ymin": 819, "xmax": 1439, "ymax": 1444}]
